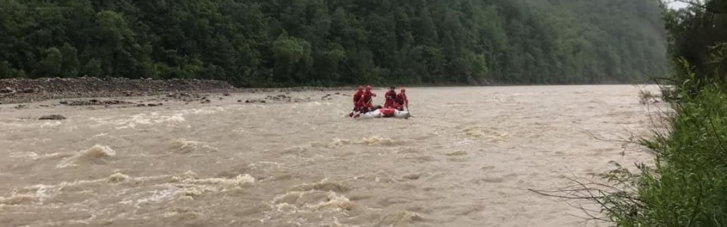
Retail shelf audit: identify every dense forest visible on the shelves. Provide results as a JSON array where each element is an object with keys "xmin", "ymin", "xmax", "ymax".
[{"xmin": 0, "ymin": 0, "xmax": 667, "ymax": 87}]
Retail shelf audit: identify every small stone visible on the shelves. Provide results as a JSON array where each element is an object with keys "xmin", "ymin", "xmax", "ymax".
[
  {"xmin": 0, "ymin": 87, "xmax": 14, "ymax": 93},
  {"xmin": 136, "ymin": 104, "xmax": 146, "ymax": 107},
  {"xmin": 60, "ymin": 101, "xmax": 68, "ymax": 105},
  {"xmin": 39, "ymin": 115, "xmax": 66, "ymax": 120},
  {"xmin": 238, "ymin": 100, "xmax": 242, "ymax": 103},
  {"xmin": 22, "ymin": 88, "xmax": 35, "ymax": 93},
  {"xmin": 223, "ymin": 92, "xmax": 230, "ymax": 96}
]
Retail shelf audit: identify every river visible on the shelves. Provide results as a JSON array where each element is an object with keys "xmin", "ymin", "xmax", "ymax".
[{"xmin": 0, "ymin": 85, "xmax": 661, "ymax": 227}]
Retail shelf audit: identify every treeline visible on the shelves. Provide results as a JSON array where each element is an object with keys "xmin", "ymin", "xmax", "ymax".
[
  {"xmin": 596, "ymin": 1, "xmax": 727, "ymax": 226},
  {"xmin": 0, "ymin": 0, "xmax": 667, "ymax": 87}
]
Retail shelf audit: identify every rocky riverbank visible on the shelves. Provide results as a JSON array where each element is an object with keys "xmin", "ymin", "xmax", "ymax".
[{"xmin": 0, "ymin": 77, "xmax": 354, "ymax": 104}]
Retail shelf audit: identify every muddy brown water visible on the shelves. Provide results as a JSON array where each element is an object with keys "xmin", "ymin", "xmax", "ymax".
[{"xmin": 0, "ymin": 85, "xmax": 662, "ymax": 227}]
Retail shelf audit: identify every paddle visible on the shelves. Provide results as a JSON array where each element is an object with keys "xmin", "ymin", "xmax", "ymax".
[{"xmin": 406, "ymin": 105, "xmax": 413, "ymax": 119}]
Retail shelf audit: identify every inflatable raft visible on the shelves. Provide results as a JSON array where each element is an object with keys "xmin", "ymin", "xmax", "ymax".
[{"xmin": 350, "ymin": 106, "xmax": 410, "ymax": 119}]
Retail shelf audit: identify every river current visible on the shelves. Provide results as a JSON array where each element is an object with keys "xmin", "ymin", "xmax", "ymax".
[{"xmin": 0, "ymin": 85, "xmax": 662, "ymax": 227}]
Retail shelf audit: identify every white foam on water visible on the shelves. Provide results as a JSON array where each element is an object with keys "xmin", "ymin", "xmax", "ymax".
[
  {"xmin": 170, "ymin": 139, "xmax": 218, "ymax": 154},
  {"xmin": 10, "ymin": 152, "xmax": 39, "ymax": 159},
  {"xmin": 172, "ymin": 170, "xmax": 255, "ymax": 189},
  {"xmin": 56, "ymin": 145, "xmax": 117, "ymax": 168},
  {"xmin": 90, "ymin": 107, "xmax": 226, "ymax": 129},
  {"xmin": 40, "ymin": 121, "xmax": 62, "ymax": 128}
]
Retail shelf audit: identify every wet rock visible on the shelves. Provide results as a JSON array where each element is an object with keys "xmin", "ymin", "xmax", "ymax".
[
  {"xmin": 265, "ymin": 94, "xmax": 293, "ymax": 102},
  {"xmin": 39, "ymin": 115, "xmax": 66, "ymax": 120},
  {"xmin": 245, "ymin": 99, "xmax": 267, "ymax": 104},
  {"xmin": 321, "ymin": 94, "xmax": 333, "ymax": 100},
  {"xmin": 62, "ymin": 99, "xmax": 132, "ymax": 106}
]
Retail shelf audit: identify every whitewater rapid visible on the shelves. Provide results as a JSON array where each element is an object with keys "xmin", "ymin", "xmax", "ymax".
[{"xmin": 0, "ymin": 85, "xmax": 662, "ymax": 227}]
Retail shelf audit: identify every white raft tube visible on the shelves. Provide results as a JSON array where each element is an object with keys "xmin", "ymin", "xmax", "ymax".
[{"xmin": 352, "ymin": 108, "xmax": 410, "ymax": 119}]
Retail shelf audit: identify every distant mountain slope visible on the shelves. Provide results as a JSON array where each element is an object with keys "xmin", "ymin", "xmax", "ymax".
[{"xmin": 0, "ymin": 0, "xmax": 667, "ymax": 86}]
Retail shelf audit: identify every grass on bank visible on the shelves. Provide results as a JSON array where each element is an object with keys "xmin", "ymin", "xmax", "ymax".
[
  {"xmin": 532, "ymin": 63, "xmax": 727, "ymax": 226},
  {"xmin": 606, "ymin": 82, "xmax": 727, "ymax": 227}
]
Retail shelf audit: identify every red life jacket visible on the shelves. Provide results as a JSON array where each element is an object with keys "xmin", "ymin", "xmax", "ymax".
[
  {"xmin": 396, "ymin": 93, "xmax": 408, "ymax": 105},
  {"xmin": 384, "ymin": 90, "xmax": 396, "ymax": 108},
  {"xmin": 380, "ymin": 108, "xmax": 396, "ymax": 117},
  {"xmin": 353, "ymin": 91, "xmax": 364, "ymax": 104},
  {"xmin": 362, "ymin": 91, "xmax": 374, "ymax": 103}
]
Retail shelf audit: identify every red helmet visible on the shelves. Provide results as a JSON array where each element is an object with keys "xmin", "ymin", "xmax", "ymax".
[
  {"xmin": 358, "ymin": 86, "xmax": 363, "ymax": 91},
  {"xmin": 366, "ymin": 85, "xmax": 372, "ymax": 90}
]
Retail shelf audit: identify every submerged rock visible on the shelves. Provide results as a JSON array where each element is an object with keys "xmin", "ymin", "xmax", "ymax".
[{"xmin": 39, "ymin": 115, "xmax": 66, "ymax": 120}]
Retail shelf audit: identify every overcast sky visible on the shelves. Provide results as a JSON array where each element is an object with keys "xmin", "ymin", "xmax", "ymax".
[{"xmin": 669, "ymin": 2, "xmax": 689, "ymax": 9}]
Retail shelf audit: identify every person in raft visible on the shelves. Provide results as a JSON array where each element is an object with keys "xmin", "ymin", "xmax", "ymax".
[
  {"xmin": 384, "ymin": 86, "xmax": 397, "ymax": 108},
  {"xmin": 359, "ymin": 85, "xmax": 377, "ymax": 112},
  {"xmin": 394, "ymin": 87, "xmax": 408, "ymax": 111},
  {"xmin": 349, "ymin": 86, "xmax": 365, "ymax": 117}
]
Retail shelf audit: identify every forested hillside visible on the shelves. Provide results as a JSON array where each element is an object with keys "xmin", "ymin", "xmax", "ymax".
[{"xmin": 0, "ymin": 0, "xmax": 667, "ymax": 87}]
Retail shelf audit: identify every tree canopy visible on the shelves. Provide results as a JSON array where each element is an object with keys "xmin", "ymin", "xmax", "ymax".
[{"xmin": 0, "ymin": 0, "xmax": 667, "ymax": 87}]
